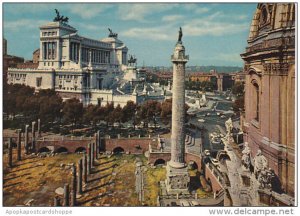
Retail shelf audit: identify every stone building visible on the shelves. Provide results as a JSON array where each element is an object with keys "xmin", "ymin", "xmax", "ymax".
[
  {"xmin": 7, "ymin": 13, "xmax": 133, "ymax": 106},
  {"xmin": 241, "ymin": 3, "xmax": 295, "ymax": 197},
  {"xmin": 33, "ymin": 48, "xmax": 40, "ymax": 63},
  {"xmin": 188, "ymin": 70, "xmax": 235, "ymax": 91}
]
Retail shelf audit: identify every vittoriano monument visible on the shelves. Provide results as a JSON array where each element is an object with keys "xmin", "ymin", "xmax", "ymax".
[{"xmin": 165, "ymin": 27, "xmax": 190, "ymax": 194}]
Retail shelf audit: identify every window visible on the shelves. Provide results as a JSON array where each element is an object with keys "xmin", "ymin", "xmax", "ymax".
[
  {"xmin": 253, "ymin": 83, "xmax": 260, "ymax": 121},
  {"xmin": 36, "ymin": 77, "xmax": 42, "ymax": 87}
]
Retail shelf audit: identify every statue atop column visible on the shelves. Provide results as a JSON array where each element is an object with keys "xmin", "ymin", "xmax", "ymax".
[{"xmin": 178, "ymin": 27, "xmax": 183, "ymax": 44}]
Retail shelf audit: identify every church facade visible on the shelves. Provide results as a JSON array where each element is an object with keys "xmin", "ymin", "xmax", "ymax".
[{"xmin": 241, "ymin": 3, "xmax": 295, "ymax": 197}]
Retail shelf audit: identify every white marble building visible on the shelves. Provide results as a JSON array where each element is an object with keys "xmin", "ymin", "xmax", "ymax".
[{"xmin": 7, "ymin": 19, "xmax": 136, "ymax": 106}]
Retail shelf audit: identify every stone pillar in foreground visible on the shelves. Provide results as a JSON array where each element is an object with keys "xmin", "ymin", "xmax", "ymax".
[
  {"xmin": 91, "ymin": 142, "xmax": 95, "ymax": 166},
  {"xmin": 71, "ymin": 165, "xmax": 77, "ymax": 206},
  {"xmin": 8, "ymin": 138, "xmax": 13, "ymax": 168},
  {"xmin": 54, "ymin": 196, "xmax": 61, "ymax": 206},
  {"xmin": 165, "ymin": 27, "xmax": 190, "ymax": 194},
  {"xmin": 37, "ymin": 119, "xmax": 41, "ymax": 137},
  {"xmin": 83, "ymin": 154, "xmax": 87, "ymax": 183},
  {"xmin": 64, "ymin": 184, "xmax": 70, "ymax": 206},
  {"xmin": 77, "ymin": 159, "xmax": 83, "ymax": 194},
  {"xmin": 17, "ymin": 129, "xmax": 22, "ymax": 161},
  {"xmin": 25, "ymin": 125, "xmax": 29, "ymax": 154},
  {"xmin": 96, "ymin": 131, "xmax": 100, "ymax": 159},
  {"xmin": 88, "ymin": 143, "xmax": 93, "ymax": 171},
  {"xmin": 31, "ymin": 121, "xmax": 36, "ymax": 152}
]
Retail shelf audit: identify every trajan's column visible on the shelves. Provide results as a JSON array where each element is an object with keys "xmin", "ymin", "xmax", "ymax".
[{"xmin": 165, "ymin": 27, "xmax": 190, "ymax": 194}]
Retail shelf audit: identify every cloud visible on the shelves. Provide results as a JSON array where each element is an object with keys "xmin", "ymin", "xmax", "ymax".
[
  {"xmin": 68, "ymin": 4, "xmax": 113, "ymax": 19},
  {"xmin": 4, "ymin": 19, "xmax": 48, "ymax": 32},
  {"xmin": 118, "ymin": 4, "xmax": 177, "ymax": 21},
  {"xmin": 122, "ymin": 11, "xmax": 249, "ymax": 41},
  {"xmin": 162, "ymin": 15, "xmax": 184, "ymax": 22},
  {"xmin": 182, "ymin": 12, "xmax": 249, "ymax": 37},
  {"xmin": 121, "ymin": 26, "xmax": 174, "ymax": 41},
  {"xmin": 182, "ymin": 4, "xmax": 210, "ymax": 14}
]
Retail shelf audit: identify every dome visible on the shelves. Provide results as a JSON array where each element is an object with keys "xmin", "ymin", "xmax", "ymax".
[{"xmin": 248, "ymin": 3, "xmax": 295, "ymax": 41}]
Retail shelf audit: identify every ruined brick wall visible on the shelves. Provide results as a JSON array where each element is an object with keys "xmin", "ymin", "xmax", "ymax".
[{"xmin": 103, "ymin": 138, "xmax": 152, "ymax": 154}]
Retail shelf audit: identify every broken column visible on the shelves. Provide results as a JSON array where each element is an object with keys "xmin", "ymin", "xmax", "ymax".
[
  {"xmin": 17, "ymin": 129, "xmax": 22, "ymax": 161},
  {"xmin": 54, "ymin": 196, "xmax": 61, "ymax": 206},
  {"xmin": 83, "ymin": 154, "xmax": 87, "ymax": 183},
  {"xmin": 64, "ymin": 184, "xmax": 70, "ymax": 206},
  {"xmin": 87, "ymin": 148, "xmax": 91, "ymax": 175},
  {"xmin": 24, "ymin": 124, "xmax": 29, "ymax": 154},
  {"xmin": 71, "ymin": 165, "xmax": 77, "ymax": 206},
  {"xmin": 77, "ymin": 159, "xmax": 83, "ymax": 194},
  {"xmin": 91, "ymin": 142, "xmax": 94, "ymax": 166},
  {"xmin": 31, "ymin": 121, "xmax": 36, "ymax": 152},
  {"xmin": 8, "ymin": 138, "xmax": 13, "ymax": 168},
  {"xmin": 37, "ymin": 118, "xmax": 41, "ymax": 137},
  {"xmin": 97, "ymin": 132, "xmax": 100, "ymax": 159}
]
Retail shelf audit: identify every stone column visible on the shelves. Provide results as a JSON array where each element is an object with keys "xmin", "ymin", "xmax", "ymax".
[
  {"xmin": 87, "ymin": 143, "xmax": 91, "ymax": 175},
  {"xmin": 77, "ymin": 159, "xmax": 83, "ymax": 194},
  {"xmin": 166, "ymin": 30, "xmax": 190, "ymax": 194},
  {"xmin": 32, "ymin": 121, "xmax": 36, "ymax": 152},
  {"xmin": 54, "ymin": 196, "xmax": 61, "ymax": 206},
  {"xmin": 90, "ymin": 143, "xmax": 94, "ymax": 168},
  {"xmin": 25, "ymin": 125, "xmax": 29, "ymax": 154},
  {"xmin": 169, "ymin": 41, "xmax": 188, "ymax": 168},
  {"xmin": 64, "ymin": 184, "xmax": 70, "ymax": 206},
  {"xmin": 17, "ymin": 129, "xmax": 22, "ymax": 161},
  {"xmin": 8, "ymin": 138, "xmax": 13, "ymax": 168},
  {"xmin": 37, "ymin": 119, "xmax": 41, "ymax": 137},
  {"xmin": 95, "ymin": 132, "xmax": 100, "ymax": 159},
  {"xmin": 83, "ymin": 154, "xmax": 87, "ymax": 183},
  {"xmin": 93, "ymin": 142, "xmax": 96, "ymax": 164},
  {"xmin": 71, "ymin": 165, "xmax": 77, "ymax": 206}
]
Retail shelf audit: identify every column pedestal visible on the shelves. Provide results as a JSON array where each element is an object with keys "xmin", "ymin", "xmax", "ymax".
[{"xmin": 165, "ymin": 162, "xmax": 190, "ymax": 194}]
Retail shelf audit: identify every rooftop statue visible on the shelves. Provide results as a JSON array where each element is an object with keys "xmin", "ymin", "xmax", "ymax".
[
  {"xmin": 178, "ymin": 27, "xmax": 183, "ymax": 43},
  {"xmin": 108, "ymin": 28, "xmax": 118, "ymax": 38},
  {"xmin": 128, "ymin": 55, "xmax": 137, "ymax": 65},
  {"xmin": 53, "ymin": 9, "xmax": 69, "ymax": 23}
]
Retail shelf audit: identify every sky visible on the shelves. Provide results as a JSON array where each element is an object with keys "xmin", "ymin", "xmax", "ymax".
[{"xmin": 3, "ymin": 3, "xmax": 257, "ymax": 67}]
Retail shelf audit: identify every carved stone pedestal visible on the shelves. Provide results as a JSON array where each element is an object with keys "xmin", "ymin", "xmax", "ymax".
[{"xmin": 165, "ymin": 162, "xmax": 190, "ymax": 194}]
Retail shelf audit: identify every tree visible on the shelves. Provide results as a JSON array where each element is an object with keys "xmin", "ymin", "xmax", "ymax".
[
  {"xmin": 37, "ymin": 89, "xmax": 62, "ymax": 123},
  {"xmin": 104, "ymin": 102, "xmax": 114, "ymax": 126},
  {"xmin": 82, "ymin": 104, "xmax": 97, "ymax": 125},
  {"xmin": 63, "ymin": 98, "xmax": 83, "ymax": 131},
  {"xmin": 122, "ymin": 101, "xmax": 137, "ymax": 123},
  {"xmin": 233, "ymin": 96, "xmax": 244, "ymax": 112},
  {"xmin": 232, "ymin": 82, "xmax": 244, "ymax": 96}
]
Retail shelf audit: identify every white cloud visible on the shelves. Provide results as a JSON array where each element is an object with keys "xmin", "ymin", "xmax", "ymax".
[
  {"xmin": 162, "ymin": 15, "xmax": 184, "ymax": 22},
  {"xmin": 182, "ymin": 12, "xmax": 249, "ymax": 37},
  {"xmin": 118, "ymin": 4, "xmax": 177, "ymax": 21},
  {"xmin": 121, "ymin": 26, "xmax": 175, "ymax": 41},
  {"xmin": 68, "ymin": 4, "xmax": 113, "ymax": 19},
  {"xmin": 122, "ymin": 10, "xmax": 249, "ymax": 41},
  {"xmin": 182, "ymin": 4, "xmax": 210, "ymax": 14},
  {"xmin": 4, "ymin": 19, "xmax": 48, "ymax": 32}
]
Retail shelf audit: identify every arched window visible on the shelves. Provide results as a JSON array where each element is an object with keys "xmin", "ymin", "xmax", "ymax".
[{"xmin": 253, "ymin": 83, "xmax": 260, "ymax": 121}]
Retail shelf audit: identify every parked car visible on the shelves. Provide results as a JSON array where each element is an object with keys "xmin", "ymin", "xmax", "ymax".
[{"xmin": 211, "ymin": 158, "xmax": 220, "ymax": 167}]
